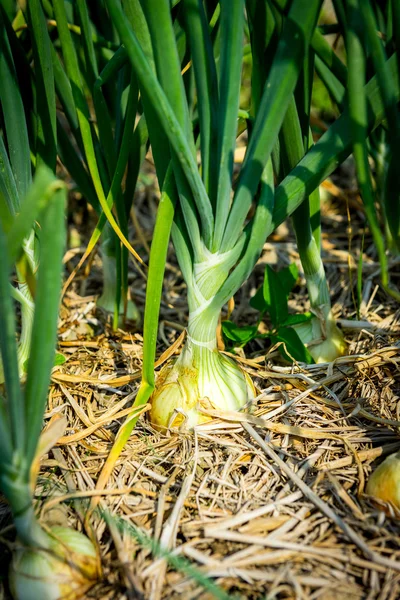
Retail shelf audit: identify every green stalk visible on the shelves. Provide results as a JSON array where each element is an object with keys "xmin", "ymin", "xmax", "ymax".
[
  {"xmin": 360, "ymin": 0, "xmax": 400, "ymax": 251},
  {"xmin": 314, "ymin": 54, "xmax": 346, "ymax": 109},
  {"xmin": 0, "ymin": 134, "xmax": 19, "ymax": 217},
  {"xmin": 271, "ymin": 53, "xmax": 400, "ymax": 233},
  {"xmin": 246, "ymin": 0, "xmax": 277, "ymax": 114},
  {"xmin": 104, "ymin": 0, "xmax": 214, "ymax": 246},
  {"xmin": 0, "ymin": 230, "xmax": 22, "ymax": 459},
  {"xmin": 123, "ymin": 0, "xmax": 171, "ymax": 189},
  {"xmin": 278, "ymin": 94, "xmax": 345, "ymax": 360},
  {"xmin": 311, "ymin": 27, "xmax": 347, "ymax": 86},
  {"xmin": 221, "ymin": 0, "xmax": 323, "ymax": 251},
  {"xmin": 183, "ymin": 0, "xmax": 219, "ymax": 202},
  {"xmin": 26, "ymin": 0, "xmax": 57, "ymax": 172},
  {"xmin": 1, "ymin": 169, "xmax": 60, "ymax": 386},
  {"xmin": 52, "ymin": 0, "xmax": 142, "ymax": 264},
  {"xmin": 209, "ymin": 159, "xmax": 275, "ymax": 310},
  {"xmin": 345, "ymin": 0, "xmax": 399, "ymax": 301},
  {"xmin": 141, "ymin": 0, "xmax": 193, "ymax": 144},
  {"xmin": 0, "ymin": 9, "xmax": 31, "ymax": 200},
  {"xmin": 141, "ymin": 0, "xmax": 205, "ymax": 257},
  {"xmin": 1, "ymin": 473, "xmax": 49, "ymax": 548},
  {"xmin": 97, "ymin": 224, "xmax": 140, "ymax": 323},
  {"xmin": 24, "ymin": 183, "xmax": 67, "ymax": 465},
  {"xmin": 93, "ymin": 57, "xmax": 140, "ymax": 326},
  {"xmin": 0, "ymin": 172, "xmax": 67, "ymax": 549},
  {"xmin": 87, "ymin": 168, "xmax": 177, "ymax": 517},
  {"xmin": 280, "ymin": 101, "xmax": 325, "ymax": 303},
  {"xmin": 212, "ymin": 0, "xmax": 245, "ymax": 249}
]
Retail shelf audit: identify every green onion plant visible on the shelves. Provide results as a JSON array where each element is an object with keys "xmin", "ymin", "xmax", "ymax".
[
  {"xmin": 0, "ymin": 168, "xmax": 100, "ymax": 600},
  {"xmin": 90, "ymin": 0, "xmax": 400, "ymax": 460},
  {"xmin": 343, "ymin": 0, "xmax": 400, "ymax": 301},
  {"xmin": 0, "ymin": 0, "xmax": 58, "ymax": 380},
  {"xmin": 42, "ymin": 0, "xmax": 147, "ymax": 327},
  {"xmin": 104, "ymin": 0, "xmax": 346, "ymax": 433}
]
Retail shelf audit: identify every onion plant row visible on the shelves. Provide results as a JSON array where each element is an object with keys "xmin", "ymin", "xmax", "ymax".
[{"xmin": 0, "ymin": 0, "xmax": 399, "ymax": 598}]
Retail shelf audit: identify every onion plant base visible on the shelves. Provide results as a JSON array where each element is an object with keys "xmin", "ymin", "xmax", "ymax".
[
  {"xmin": 149, "ymin": 338, "xmax": 255, "ymax": 430},
  {"xmin": 10, "ymin": 526, "xmax": 101, "ymax": 600},
  {"xmin": 294, "ymin": 312, "xmax": 347, "ymax": 364}
]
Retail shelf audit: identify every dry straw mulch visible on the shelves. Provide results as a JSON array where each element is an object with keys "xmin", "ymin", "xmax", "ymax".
[{"xmin": 14, "ymin": 298, "xmax": 400, "ymax": 598}]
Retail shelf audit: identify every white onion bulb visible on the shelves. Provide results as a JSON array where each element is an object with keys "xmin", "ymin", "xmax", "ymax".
[{"xmin": 10, "ymin": 526, "xmax": 100, "ymax": 600}]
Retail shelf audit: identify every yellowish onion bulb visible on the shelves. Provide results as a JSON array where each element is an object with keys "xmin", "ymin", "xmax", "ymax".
[
  {"xmin": 294, "ymin": 312, "xmax": 346, "ymax": 363},
  {"xmin": 366, "ymin": 452, "xmax": 400, "ymax": 514},
  {"xmin": 10, "ymin": 526, "xmax": 101, "ymax": 600},
  {"xmin": 150, "ymin": 339, "xmax": 255, "ymax": 429}
]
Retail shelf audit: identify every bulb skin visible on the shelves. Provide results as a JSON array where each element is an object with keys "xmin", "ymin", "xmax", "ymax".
[
  {"xmin": 366, "ymin": 452, "xmax": 400, "ymax": 513},
  {"xmin": 10, "ymin": 527, "xmax": 100, "ymax": 600}
]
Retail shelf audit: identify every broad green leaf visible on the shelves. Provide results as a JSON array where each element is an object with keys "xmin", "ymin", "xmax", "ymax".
[
  {"xmin": 281, "ymin": 312, "xmax": 313, "ymax": 327},
  {"xmin": 54, "ymin": 353, "xmax": 66, "ymax": 366},
  {"xmin": 249, "ymin": 285, "xmax": 266, "ymax": 312},
  {"xmin": 221, "ymin": 320, "xmax": 258, "ymax": 346},
  {"xmin": 278, "ymin": 263, "xmax": 299, "ymax": 296},
  {"xmin": 263, "ymin": 265, "xmax": 289, "ymax": 327},
  {"xmin": 271, "ymin": 326, "xmax": 314, "ymax": 364}
]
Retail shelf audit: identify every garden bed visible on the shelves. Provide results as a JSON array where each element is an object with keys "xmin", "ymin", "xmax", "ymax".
[{"xmin": 2, "ymin": 177, "xmax": 399, "ymax": 600}]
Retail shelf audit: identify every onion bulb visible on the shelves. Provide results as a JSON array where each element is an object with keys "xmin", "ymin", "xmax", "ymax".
[
  {"xmin": 294, "ymin": 312, "xmax": 346, "ymax": 363},
  {"xmin": 366, "ymin": 451, "xmax": 400, "ymax": 514},
  {"xmin": 10, "ymin": 526, "xmax": 100, "ymax": 600},
  {"xmin": 150, "ymin": 245, "xmax": 256, "ymax": 429},
  {"xmin": 150, "ymin": 337, "xmax": 255, "ymax": 429}
]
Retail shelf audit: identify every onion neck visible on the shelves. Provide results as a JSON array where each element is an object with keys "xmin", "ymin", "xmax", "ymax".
[
  {"xmin": 186, "ymin": 243, "xmax": 242, "ymax": 348},
  {"xmin": 1, "ymin": 460, "xmax": 50, "ymax": 549}
]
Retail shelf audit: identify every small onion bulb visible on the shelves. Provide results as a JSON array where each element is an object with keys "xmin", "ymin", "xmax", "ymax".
[
  {"xmin": 10, "ymin": 526, "xmax": 100, "ymax": 600},
  {"xmin": 366, "ymin": 452, "xmax": 400, "ymax": 514},
  {"xmin": 294, "ymin": 314, "xmax": 346, "ymax": 364}
]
